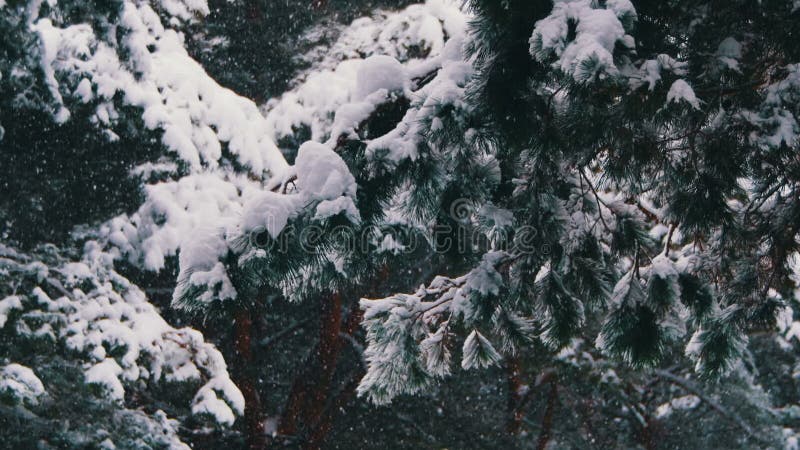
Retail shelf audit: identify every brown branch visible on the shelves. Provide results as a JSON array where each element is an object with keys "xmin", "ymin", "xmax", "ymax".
[
  {"xmin": 270, "ymin": 174, "xmax": 298, "ymax": 194},
  {"xmin": 641, "ymin": 414, "xmax": 658, "ymax": 450},
  {"xmin": 636, "ymin": 201, "xmax": 660, "ymax": 223},
  {"xmin": 245, "ymin": 0, "xmax": 262, "ymax": 22},
  {"xmin": 664, "ymin": 222, "xmax": 677, "ymax": 256},
  {"xmin": 694, "ymin": 80, "xmax": 769, "ymax": 97}
]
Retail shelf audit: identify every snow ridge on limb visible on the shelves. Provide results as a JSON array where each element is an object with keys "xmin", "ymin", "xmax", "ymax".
[
  {"xmin": 171, "ymin": 0, "xmax": 476, "ymax": 316},
  {"xmin": 96, "ymin": 2, "xmax": 466, "ymax": 278},
  {"xmin": 264, "ymin": 0, "xmax": 470, "ymax": 151},
  {"xmin": 23, "ymin": 0, "xmax": 287, "ymax": 175},
  {"xmin": 11, "ymin": 0, "xmax": 291, "ymax": 275}
]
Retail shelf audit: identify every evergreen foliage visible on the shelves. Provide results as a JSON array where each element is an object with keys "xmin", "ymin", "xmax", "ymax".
[{"xmin": 4, "ymin": 0, "xmax": 800, "ymax": 448}]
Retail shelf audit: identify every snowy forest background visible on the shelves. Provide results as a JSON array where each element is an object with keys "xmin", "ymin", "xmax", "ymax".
[{"xmin": 2, "ymin": 0, "xmax": 800, "ymax": 448}]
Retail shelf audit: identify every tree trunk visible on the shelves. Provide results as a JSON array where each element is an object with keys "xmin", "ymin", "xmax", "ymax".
[
  {"xmin": 640, "ymin": 414, "xmax": 657, "ymax": 450},
  {"xmin": 506, "ymin": 356, "xmax": 524, "ymax": 434},
  {"xmin": 304, "ymin": 302, "xmax": 364, "ymax": 449},
  {"xmin": 234, "ymin": 307, "xmax": 265, "ymax": 450},
  {"xmin": 278, "ymin": 292, "xmax": 343, "ymax": 440},
  {"xmin": 305, "ymin": 368, "xmax": 362, "ymax": 450},
  {"xmin": 536, "ymin": 378, "xmax": 558, "ymax": 450},
  {"xmin": 279, "ymin": 268, "xmax": 387, "ymax": 446},
  {"xmin": 245, "ymin": 0, "xmax": 262, "ymax": 22}
]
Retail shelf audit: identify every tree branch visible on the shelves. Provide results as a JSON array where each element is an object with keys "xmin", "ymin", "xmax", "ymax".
[
  {"xmin": 654, "ymin": 370, "xmax": 756, "ymax": 438},
  {"xmin": 580, "ymin": 169, "xmax": 612, "ymax": 232},
  {"xmin": 259, "ymin": 318, "xmax": 312, "ymax": 347}
]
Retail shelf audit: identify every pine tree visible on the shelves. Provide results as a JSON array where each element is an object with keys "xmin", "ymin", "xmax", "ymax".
[
  {"xmin": 171, "ymin": 0, "xmax": 800, "ymax": 446},
  {"xmin": 4, "ymin": 0, "xmax": 800, "ymax": 448},
  {"xmin": 351, "ymin": 0, "xmax": 800, "ymax": 404},
  {"xmin": 0, "ymin": 0, "xmax": 261, "ymax": 446},
  {"xmin": 0, "ymin": 244, "xmax": 243, "ymax": 448}
]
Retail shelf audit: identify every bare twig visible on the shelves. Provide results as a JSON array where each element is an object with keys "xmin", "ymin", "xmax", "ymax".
[
  {"xmin": 259, "ymin": 318, "xmax": 312, "ymax": 347},
  {"xmin": 580, "ymin": 169, "xmax": 612, "ymax": 232}
]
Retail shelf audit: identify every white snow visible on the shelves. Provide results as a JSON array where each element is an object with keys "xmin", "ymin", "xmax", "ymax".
[
  {"xmin": 629, "ymin": 54, "xmax": 688, "ymax": 91},
  {"xmin": 377, "ymin": 234, "xmax": 405, "ymax": 255},
  {"xmin": 0, "ymin": 363, "xmax": 45, "ymax": 405},
  {"xmin": 173, "ymin": 224, "xmax": 237, "ymax": 307},
  {"xmin": 191, "ymin": 376, "xmax": 246, "ymax": 426},
  {"xmin": 353, "ymin": 55, "xmax": 408, "ymax": 101},
  {"xmin": 667, "ymin": 79, "xmax": 701, "ymax": 110},
  {"xmin": 649, "ymin": 254, "xmax": 679, "ymax": 280},
  {"xmin": 609, "ymin": 271, "xmax": 639, "ymax": 306},
  {"xmin": 746, "ymin": 64, "xmax": 800, "ymax": 149},
  {"xmin": 530, "ymin": 0, "xmax": 636, "ymax": 82},
  {"xmin": 85, "ymin": 358, "xmax": 126, "ymax": 401},
  {"xmin": 265, "ymin": 0, "xmax": 468, "ymax": 147},
  {"xmin": 27, "ymin": 0, "xmax": 312, "ymax": 281},
  {"xmin": 298, "ymin": 0, "xmax": 466, "ymax": 72},
  {"xmin": 655, "ymin": 394, "xmax": 701, "ymax": 418},
  {"xmin": 365, "ymin": 36, "xmax": 473, "ymax": 166},
  {"xmin": 240, "ymin": 191, "xmax": 303, "ymax": 239},
  {"xmin": 0, "ymin": 296, "xmax": 22, "ymax": 328},
  {"xmin": 464, "ymin": 252, "xmax": 505, "ymax": 297},
  {"xmin": 295, "ymin": 141, "xmax": 357, "ymax": 201},
  {"xmin": 30, "ymin": 0, "xmax": 288, "ymax": 176},
  {"xmin": 61, "ymin": 262, "xmax": 94, "ymax": 286},
  {"xmin": 74, "ymin": 78, "xmax": 93, "ymax": 103},
  {"xmin": 784, "ymin": 315, "xmax": 800, "ymax": 343},
  {"xmin": 102, "ymin": 172, "xmax": 252, "ymax": 271},
  {"xmin": 716, "ymin": 37, "xmax": 742, "ymax": 72},
  {"xmin": 2, "ymin": 245, "xmax": 243, "ymax": 424},
  {"xmin": 265, "ymin": 59, "xmax": 362, "ymax": 143},
  {"xmin": 327, "ymin": 90, "xmax": 390, "ymax": 141},
  {"xmin": 314, "ymin": 197, "xmax": 361, "ymax": 223},
  {"xmin": 13, "ymin": 0, "xmax": 475, "ymax": 421},
  {"xmin": 30, "ymin": 18, "xmax": 84, "ymax": 123},
  {"xmin": 157, "ymin": 0, "xmax": 209, "ymax": 21},
  {"xmin": 479, "ymin": 204, "xmax": 514, "ymax": 230},
  {"xmin": 420, "ymin": 325, "xmax": 451, "ymax": 377}
]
